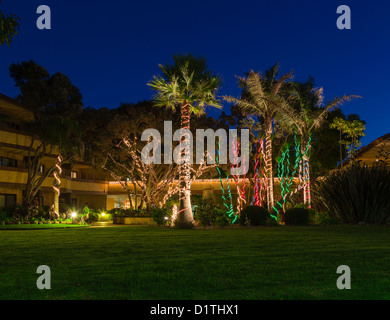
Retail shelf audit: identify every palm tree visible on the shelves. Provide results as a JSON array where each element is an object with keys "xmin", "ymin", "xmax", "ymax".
[
  {"xmin": 275, "ymin": 80, "xmax": 360, "ymax": 208},
  {"xmin": 224, "ymin": 64, "xmax": 293, "ymax": 211},
  {"xmin": 148, "ymin": 54, "xmax": 221, "ymax": 228}
]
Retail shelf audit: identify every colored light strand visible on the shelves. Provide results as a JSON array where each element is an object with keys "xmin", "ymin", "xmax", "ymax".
[
  {"xmin": 216, "ymin": 140, "xmax": 236, "ymax": 223},
  {"xmin": 231, "ymin": 138, "xmax": 247, "ymax": 214},
  {"xmin": 251, "ymin": 140, "xmax": 263, "ymax": 206},
  {"xmin": 270, "ymin": 134, "xmax": 312, "ymax": 219}
]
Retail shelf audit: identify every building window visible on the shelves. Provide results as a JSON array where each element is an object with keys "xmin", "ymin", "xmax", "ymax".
[
  {"xmin": 0, "ymin": 157, "xmax": 17, "ymax": 168},
  {"xmin": 71, "ymin": 171, "xmax": 77, "ymax": 179},
  {"xmin": 0, "ymin": 194, "xmax": 17, "ymax": 209},
  {"xmin": 38, "ymin": 164, "xmax": 45, "ymax": 173}
]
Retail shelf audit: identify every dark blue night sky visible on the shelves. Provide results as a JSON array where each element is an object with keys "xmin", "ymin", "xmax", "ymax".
[{"xmin": 0, "ymin": 0, "xmax": 389, "ymax": 145}]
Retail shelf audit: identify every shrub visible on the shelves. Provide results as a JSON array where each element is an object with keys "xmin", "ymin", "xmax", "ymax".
[
  {"xmin": 313, "ymin": 163, "xmax": 390, "ymax": 224},
  {"xmin": 309, "ymin": 210, "xmax": 340, "ymax": 225},
  {"xmin": 239, "ymin": 206, "xmax": 270, "ymax": 226},
  {"xmin": 285, "ymin": 207, "xmax": 309, "ymax": 225},
  {"xmin": 214, "ymin": 214, "xmax": 230, "ymax": 228},
  {"xmin": 194, "ymin": 199, "xmax": 215, "ymax": 227},
  {"xmin": 151, "ymin": 207, "xmax": 171, "ymax": 226},
  {"xmin": 110, "ymin": 208, "xmax": 150, "ymax": 218},
  {"xmin": 89, "ymin": 212, "xmax": 100, "ymax": 222},
  {"xmin": 194, "ymin": 199, "xmax": 232, "ymax": 227}
]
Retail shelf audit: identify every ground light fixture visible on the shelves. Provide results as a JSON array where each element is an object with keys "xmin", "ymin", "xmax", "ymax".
[{"xmin": 71, "ymin": 212, "xmax": 77, "ymax": 224}]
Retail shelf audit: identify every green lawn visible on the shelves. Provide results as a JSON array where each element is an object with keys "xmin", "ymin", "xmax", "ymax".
[{"xmin": 0, "ymin": 225, "xmax": 389, "ymax": 300}]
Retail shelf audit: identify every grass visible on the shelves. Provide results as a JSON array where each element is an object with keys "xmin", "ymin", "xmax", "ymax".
[
  {"xmin": 0, "ymin": 225, "xmax": 389, "ymax": 300},
  {"xmin": 0, "ymin": 224, "xmax": 89, "ymax": 230}
]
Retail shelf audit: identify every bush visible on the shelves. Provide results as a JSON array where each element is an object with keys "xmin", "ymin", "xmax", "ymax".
[
  {"xmin": 239, "ymin": 206, "xmax": 270, "ymax": 226},
  {"xmin": 194, "ymin": 199, "xmax": 232, "ymax": 228},
  {"xmin": 313, "ymin": 163, "xmax": 390, "ymax": 224},
  {"xmin": 214, "ymin": 213, "xmax": 230, "ymax": 228},
  {"xmin": 151, "ymin": 207, "xmax": 171, "ymax": 226},
  {"xmin": 195, "ymin": 199, "xmax": 215, "ymax": 227},
  {"xmin": 309, "ymin": 210, "xmax": 340, "ymax": 225},
  {"xmin": 89, "ymin": 212, "xmax": 100, "ymax": 222},
  {"xmin": 285, "ymin": 207, "xmax": 309, "ymax": 225},
  {"xmin": 110, "ymin": 208, "xmax": 150, "ymax": 218}
]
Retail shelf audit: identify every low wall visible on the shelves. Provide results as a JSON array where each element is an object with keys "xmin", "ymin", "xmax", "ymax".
[{"xmin": 113, "ymin": 217, "xmax": 153, "ymax": 225}]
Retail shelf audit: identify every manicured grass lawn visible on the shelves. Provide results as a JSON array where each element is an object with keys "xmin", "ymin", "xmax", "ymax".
[{"xmin": 0, "ymin": 225, "xmax": 389, "ymax": 300}]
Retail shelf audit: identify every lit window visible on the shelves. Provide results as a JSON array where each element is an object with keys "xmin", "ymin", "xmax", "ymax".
[{"xmin": 71, "ymin": 171, "xmax": 77, "ymax": 179}]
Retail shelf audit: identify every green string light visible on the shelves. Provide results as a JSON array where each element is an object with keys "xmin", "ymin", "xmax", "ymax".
[
  {"xmin": 216, "ymin": 140, "xmax": 236, "ymax": 223},
  {"xmin": 272, "ymin": 133, "xmax": 312, "ymax": 217}
]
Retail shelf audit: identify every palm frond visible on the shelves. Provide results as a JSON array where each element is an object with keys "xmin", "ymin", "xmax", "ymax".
[{"xmin": 310, "ymin": 95, "xmax": 362, "ymax": 131}]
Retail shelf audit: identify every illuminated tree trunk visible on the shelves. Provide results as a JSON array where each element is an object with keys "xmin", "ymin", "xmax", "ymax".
[
  {"xmin": 301, "ymin": 139, "xmax": 312, "ymax": 208},
  {"xmin": 265, "ymin": 122, "xmax": 274, "ymax": 211},
  {"xmin": 175, "ymin": 103, "xmax": 194, "ymax": 228},
  {"xmin": 52, "ymin": 155, "xmax": 62, "ymax": 218}
]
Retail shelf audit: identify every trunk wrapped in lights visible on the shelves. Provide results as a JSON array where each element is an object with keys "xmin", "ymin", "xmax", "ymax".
[
  {"xmin": 52, "ymin": 154, "xmax": 62, "ymax": 218},
  {"xmin": 173, "ymin": 103, "xmax": 194, "ymax": 228}
]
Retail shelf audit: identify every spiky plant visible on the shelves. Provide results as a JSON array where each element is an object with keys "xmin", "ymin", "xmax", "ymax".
[
  {"xmin": 313, "ymin": 163, "xmax": 390, "ymax": 224},
  {"xmin": 148, "ymin": 54, "xmax": 221, "ymax": 228}
]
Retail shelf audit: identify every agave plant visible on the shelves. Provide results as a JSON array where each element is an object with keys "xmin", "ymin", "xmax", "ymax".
[{"xmin": 313, "ymin": 163, "xmax": 390, "ymax": 224}]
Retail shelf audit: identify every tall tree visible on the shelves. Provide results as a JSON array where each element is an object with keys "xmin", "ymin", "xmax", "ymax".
[
  {"xmin": 9, "ymin": 61, "xmax": 84, "ymax": 213},
  {"xmin": 148, "ymin": 54, "xmax": 221, "ymax": 228},
  {"xmin": 224, "ymin": 64, "xmax": 293, "ymax": 211},
  {"xmin": 0, "ymin": 0, "xmax": 20, "ymax": 47}
]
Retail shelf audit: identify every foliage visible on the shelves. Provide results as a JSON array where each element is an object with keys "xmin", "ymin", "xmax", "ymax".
[
  {"xmin": 151, "ymin": 207, "xmax": 172, "ymax": 226},
  {"xmin": 330, "ymin": 116, "xmax": 366, "ymax": 159},
  {"xmin": 284, "ymin": 207, "xmax": 309, "ymax": 225},
  {"xmin": 309, "ymin": 210, "xmax": 340, "ymax": 225},
  {"xmin": 214, "ymin": 214, "xmax": 230, "ymax": 228},
  {"xmin": 148, "ymin": 54, "xmax": 222, "ymax": 113},
  {"xmin": 313, "ymin": 163, "xmax": 390, "ymax": 224},
  {"xmin": 194, "ymin": 198, "xmax": 229, "ymax": 227},
  {"xmin": 109, "ymin": 208, "xmax": 151, "ymax": 218},
  {"xmin": 239, "ymin": 206, "xmax": 270, "ymax": 226},
  {"xmin": 0, "ymin": 0, "xmax": 20, "ymax": 47},
  {"xmin": 8, "ymin": 61, "xmax": 84, "ymax": 213}
]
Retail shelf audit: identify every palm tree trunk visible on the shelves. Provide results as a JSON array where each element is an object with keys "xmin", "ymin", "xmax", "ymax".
[
  {"xmin": 175, "ymin": 103, "xmax": 194, "ymax": 228},
  {"xmin": 302, "ymin": 155, "xmax": 311, "ymax": 208},
  {"xmin": 301, "ymin": 140, "xmax": 312, "ymax": 208},
  {"xmin": 265, "ymin": 122, "xmax": 274, "ymax": 211}
]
